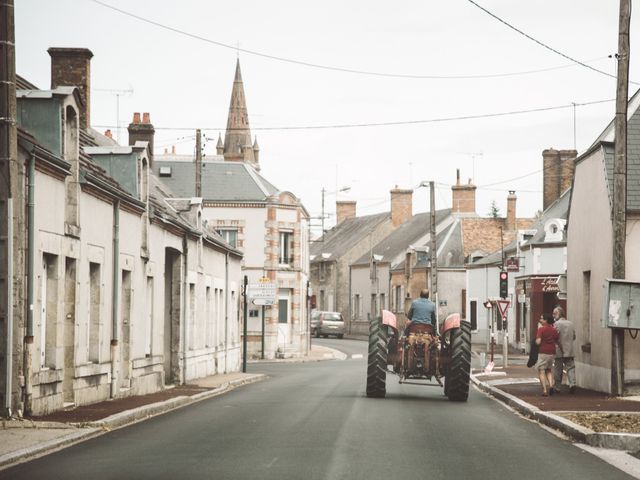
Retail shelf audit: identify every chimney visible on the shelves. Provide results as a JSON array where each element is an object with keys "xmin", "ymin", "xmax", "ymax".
[
  {"xmin": 506, "ymin": 190, "xmax": 517, "ymax": 231},
  {"xmin": 104, "ymin": 129, "xmax": 112, "ymax": 139},
  {"xmin": 390, "ymin": 186, "xmax": 413, "ymax": 227},
  {"xmin": 543, "ymin": 148, "xmax": 577, "ymax": 210},
  {"xmin": 451, "ymin": 169, "xmax": 476, "ymax": 214},
  {"xmin": 336, "ymin": 200, "xmax": 357, "ymax": 224},
  {"xmin": 171, "ymin": 145, "xmax": 176, "ymax": 155},
  {"xmin": 128, "ymin": 112, "xmax": 155, "ymax": 167},
  {"xmin": 48, "ymin": 47, "xmax": 93, "ymax": 129}
]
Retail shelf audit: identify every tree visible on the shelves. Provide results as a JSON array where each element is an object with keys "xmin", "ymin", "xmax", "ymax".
[{"xmin": 488, "ymin": 200, "xmax": 500, "ymax": 219}]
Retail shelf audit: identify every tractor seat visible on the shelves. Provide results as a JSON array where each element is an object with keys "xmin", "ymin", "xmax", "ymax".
[{"xmin": 407, "ymin": 323, "xmax": 435, "ymax": 335}]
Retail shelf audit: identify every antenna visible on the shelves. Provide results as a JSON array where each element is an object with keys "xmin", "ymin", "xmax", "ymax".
[{"xmin": 94, "ymin": 87, "xmax": 134, "ymax": 143}]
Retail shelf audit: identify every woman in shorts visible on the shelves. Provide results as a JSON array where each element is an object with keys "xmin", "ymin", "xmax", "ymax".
[{"xmin": 535, "ymin": 314, "xmax": 560, "ymax": 396}]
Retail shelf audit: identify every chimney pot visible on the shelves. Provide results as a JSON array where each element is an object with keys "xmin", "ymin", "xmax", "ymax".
[
  {"xmin": 164, "ymin": 147, "xmax": 168, "ymax": 154},
  {"xmin": 104, "ymin": 129, "xmax": 112, "ymax": 138},
  {"xmin": 132, "ymin": 112, "xmax": 141, "ymax": 124},
  {"xmin": 142, "ymin": 112, "xmax": 150, "ymax": 124},
  {"xmin": 172, "ymin": 145, "xmax": 176, "ymax": 155}
]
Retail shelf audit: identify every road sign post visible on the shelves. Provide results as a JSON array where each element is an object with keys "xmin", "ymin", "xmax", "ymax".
[
  {"xmin": 247, "ymin": 278, "xmax": 276, "ymax": 360},
  {"xmin": 496, "ymin": 300, "xmax": 510, "ymax": 367}
]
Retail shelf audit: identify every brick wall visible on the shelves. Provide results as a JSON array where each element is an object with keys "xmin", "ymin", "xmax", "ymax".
[
  {"xmin": 48, "ymin": 48, "xmax": 93, "ymax": 128},
  {"xmin": 336, "ymin": 200, "xmax": 356, "ymax": 225},
  {"xmin": 543, "ymin": 148, "xmax": 577, "ymax": 210},
  {"xmin": 390, "ymin": 188, "xmax": 412, "ymax": 226}
]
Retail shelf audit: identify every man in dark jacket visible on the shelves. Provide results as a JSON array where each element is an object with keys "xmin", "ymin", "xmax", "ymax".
[{"xmin": 404, "ymin": 289, "xmax": 437, "ymax": 335}]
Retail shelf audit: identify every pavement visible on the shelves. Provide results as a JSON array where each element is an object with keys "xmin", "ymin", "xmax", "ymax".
[
  {"xmin": 4, "ymin": 339, "xmax": 640, "ymax": 472},
  {"xmin": 471, "ymin": 346, "xmax": 640, "ymax": 452},
  {"xmin": 0, "ymin": 344, "xmax": 344, "ymax": 471}
]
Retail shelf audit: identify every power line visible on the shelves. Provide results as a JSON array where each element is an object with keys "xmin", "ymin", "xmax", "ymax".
[
  {"xmin": 93, "ymin": 97, "xmax": 614, "ymax": 132},
  {"xmin": 466, "ymin": 0, "xmax": 640, "ymax": 86},
  {"xmin": 90, "ymin": 0, "xmax": 610, "ymax": 81}
]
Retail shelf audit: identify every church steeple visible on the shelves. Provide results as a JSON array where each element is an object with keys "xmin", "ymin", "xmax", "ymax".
[{"xmin": 223, "ymin": 59, "xmax": 259, "ymax": 169}]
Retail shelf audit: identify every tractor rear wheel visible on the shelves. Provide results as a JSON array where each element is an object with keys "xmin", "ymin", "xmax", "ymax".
[
  {"xmin": 366, "ymin": 316, "xmax": 388, "ymax": 398},
  {"xmin": 446, "ymin": 320, "xmax": 471, "ymax": 402}
]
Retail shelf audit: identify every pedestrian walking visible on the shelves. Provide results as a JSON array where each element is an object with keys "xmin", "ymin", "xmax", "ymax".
[
  {"xmin": 552, "ymin": 306, "xmax": 576, "ymax": 394},
  {"xmin": 535, "ymin": 314, "xmax": 559, "ymax": 396}
]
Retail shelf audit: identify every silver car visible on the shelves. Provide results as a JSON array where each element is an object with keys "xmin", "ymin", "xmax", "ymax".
[{"xmin": 311, "ymin": 311, "xmax": 345, "ymax": 339}]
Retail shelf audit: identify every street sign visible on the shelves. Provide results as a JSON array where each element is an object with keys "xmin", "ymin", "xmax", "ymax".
[
  {"xmin": 247, "ymin": 279, "xmax": 276, "ymax": 305},
  {"xmin": 505, "ymin": 257, "xmax": 520, "ymax": 272},
  {"xmin": 496, "ymin": 300, "xmax": 510, "ymax": 320}
]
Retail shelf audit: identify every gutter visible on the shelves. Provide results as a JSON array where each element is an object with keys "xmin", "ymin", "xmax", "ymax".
[
  {"xmin": 5, "ymin": 198, "xmax": 13, "ymax": 416},
  {"xmin": 110, "ymin": 200, "xmax": 120, "ymax": 398},
  {"xmin": 24, "ymin": 150, "xmax": 36, "ymax": 414}
]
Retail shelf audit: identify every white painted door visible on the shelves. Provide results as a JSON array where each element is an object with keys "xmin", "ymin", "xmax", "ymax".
[{"xmin": 277, "ymin": 290, "xmax": 291, "ymax": 347}]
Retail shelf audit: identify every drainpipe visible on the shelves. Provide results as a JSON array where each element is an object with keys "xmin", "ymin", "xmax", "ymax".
[
  {"xmin": 24, "ymin": 151, "xmax": 35, "ymax": 414},
  {"xmin": 110, "ymin": 200, "xmax": 120, "ymax": 398},
  {"xmin": 181, "ymin": 235, "xmax": 188, "ymax": 384},
  {"xmin": 5, "ymin": 198, "xmax": 13, "ymax": 416},
  {"xmin": 224, "ymin": 252, "xmax": 229, "ymax": 372},
  {"xmin": 348, "ymin": 263, "xmax": 352, "ymax": 334}
]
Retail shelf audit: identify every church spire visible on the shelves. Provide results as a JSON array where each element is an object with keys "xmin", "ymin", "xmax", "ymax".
[{"xmin": 223, "ymin": 59, "xmax": 258, "ymax": 168}]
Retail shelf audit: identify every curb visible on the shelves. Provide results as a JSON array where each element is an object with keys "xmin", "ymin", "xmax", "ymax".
[
  {"xmin": 471, "ymin": 374, "xmax": 640, "ymax": 451},
  {"xmin": 0, "ymin": 374, "xmax": 266, "ymax": 471},
  {"xmin": 87, "ymin": 374, "xmax": 267, "ymax": 430}
]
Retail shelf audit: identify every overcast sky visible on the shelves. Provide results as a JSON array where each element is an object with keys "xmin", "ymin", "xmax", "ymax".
[{"xmin": 14, "ymin": 0, "xmax": 639, "ymax": 230}]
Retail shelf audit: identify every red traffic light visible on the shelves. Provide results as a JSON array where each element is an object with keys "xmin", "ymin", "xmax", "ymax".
[{"xmin": 499, "ymin": 272, "xmax": 508, "ymax": 280}]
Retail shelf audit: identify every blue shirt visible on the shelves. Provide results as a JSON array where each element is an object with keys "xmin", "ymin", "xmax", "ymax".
[{"xmin": 407, "ymin": 298, "xmax": 437, "ymax": 326}]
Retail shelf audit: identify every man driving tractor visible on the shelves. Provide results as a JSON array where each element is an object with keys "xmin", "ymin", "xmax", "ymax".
[{"xmin": 404, "ymin": 289, "xmax": 437, "ymax": 336}]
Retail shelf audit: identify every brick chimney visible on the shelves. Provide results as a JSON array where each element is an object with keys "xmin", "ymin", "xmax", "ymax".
[
  {"xmin": 543, "ymin": 148, "xmax": 577, "ymax": 210},
  {"xmin": 451, "ymin": 169, "xmax": 476, "ymax": 214},
  {"xmin": 48, "ymin": 47, "xmax": 93, "ymax": 129},
  {"xmin": 390, "ymin": 187, "xmax": 413, "ymax": 227},
  {"xmin": 336, "ymin": 200, "xmax": 356, "ymax": 224},
  {"xmin": 128, "ymin": 112, "xmax": 155, "ymax": 167},
  {"xmin": 506, "ymin": 190, "xmax": 517, "ymax": 231}
]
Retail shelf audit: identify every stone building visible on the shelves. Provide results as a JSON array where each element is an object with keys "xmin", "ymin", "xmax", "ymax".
[
  {"xmin": 153, "ymin": 60, "xmax": 310, "ymax": 359},
  {"xmin": 309, "ymin": 188, "xmax": 413, "ymax": 334},
  {"xmin": 1, "ymin": 48, "xmax": 243, "ymax": 416}
]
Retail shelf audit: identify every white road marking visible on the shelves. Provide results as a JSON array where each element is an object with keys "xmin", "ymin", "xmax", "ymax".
[
  {"xmin": 575, "ymin": 444, "xmax": 640, "ymax": 479},
  {"xmin": 351, "ymin": 354, "xmax": 363, "ymax": 359}
]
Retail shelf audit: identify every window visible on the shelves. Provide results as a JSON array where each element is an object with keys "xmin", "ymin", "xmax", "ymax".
[
  {"xmin": 189, "ymin": 283, "xmax": 196, "ymax": 350},
  {"xmin": 89, "ymin": 262, "xmax": 101, "ymax": 363},
  {"xmin": 353, "ymin": 294, "xmax": 361, "ymax": 319},
  {"xmin": 278, "ymin": 299, "xmax": 288, "ymax": 323},
  {"xmin": 319, "ymin": 262, "xmax": 326, "ymax": 281},
  {"xmin": 216, "ymin": 229, "xmax": 238, "ymax": 248},
  {"xmin": 279, "ymin": 231, "xmax": 294, "ymax": 266},
  {"xmin": 470, "ymin": 300, "xmax": 477, "ymax": 331},
  {"xmin": 145, "ymin": 277, "xmax": 154, "ymax": 357},
  {"xmin": 583, "ymin": 271, "xmax": 591, "ymax": 345},
  {"xmin": 371, "ymin": 294, "xmax": 378, "ymax": 318},
  {"xmin": 205, "ymin": 286, "xmax": 212, "ymax": 348},
  {"xmin": 319, "ymin": 290, "xmax": 325, "ymax": 311},
  {"xmin": 461, "ymin": 290, "xmax": 467, "ymax": 319},
  {"xmin": 41, "ymin": 254, "xmax": 58, "ymax": 369},
  {"xmin": 394, "ymin": 286, "xmax": 402, "ymax": 313},
  {"xmin": 380, "ymin": 293, "xmax": 386, "ymax": 312}
]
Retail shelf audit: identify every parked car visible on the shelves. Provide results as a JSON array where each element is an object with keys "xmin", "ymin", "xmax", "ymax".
[{"xmin": 311, "ymin": 311, "xmax": 345, "ymax": 339}]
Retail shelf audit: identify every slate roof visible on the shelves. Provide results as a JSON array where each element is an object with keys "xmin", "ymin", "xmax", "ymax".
[
  {"xmin": 581, "ymin": 88, "xmax": 640, "ymax": 212},
  {"xmin": 310, "ymin": 212, "xmax": 390, "ymax": 262},
  {"xmin": 152, "ymin": 158, "xmax": 280, "ymax": 201},
  {"xmin": 351, "ymin": 209, "xmax": 452, "ymax": 267}
]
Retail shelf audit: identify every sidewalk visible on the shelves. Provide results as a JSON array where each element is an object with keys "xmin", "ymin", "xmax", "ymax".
[
  {"xmin": 0, "ymin": 344, "xmax": 343, "ymax": 471},
  {"xmin": 471, "ymin": 347, "xmax": 640, "ymax": 452}
]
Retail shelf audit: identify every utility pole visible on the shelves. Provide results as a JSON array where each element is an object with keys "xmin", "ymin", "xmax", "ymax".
[
  {"xmin": 195, "ymin": 129, "xmax": 202, "ymax": 197},
  {"xmin": 429, "ymin": 181, "xmax": 438, "ymax": 329},
  {"xmin": 0, "ymin": 0, "xmax": 20, "ymax": 416},
  {"xmin": 611, "ymin": 0, "xmax": 631, "ymax": 397}
]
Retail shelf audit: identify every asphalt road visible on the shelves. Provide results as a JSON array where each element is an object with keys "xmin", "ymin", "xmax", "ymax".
[{"xmin": 1, "ymin": 338, "xmax": 634, "ymax": 479}]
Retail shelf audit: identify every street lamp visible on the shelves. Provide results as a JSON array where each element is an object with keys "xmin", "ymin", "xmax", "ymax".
[{"xmin": 321, "ymin": 186, "xmax": 351, "ymax": 238}]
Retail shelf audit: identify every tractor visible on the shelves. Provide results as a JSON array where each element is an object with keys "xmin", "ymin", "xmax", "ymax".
[{"xmin": 366, "ymin": 310, "xmax": 471, "ymax": 401}]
